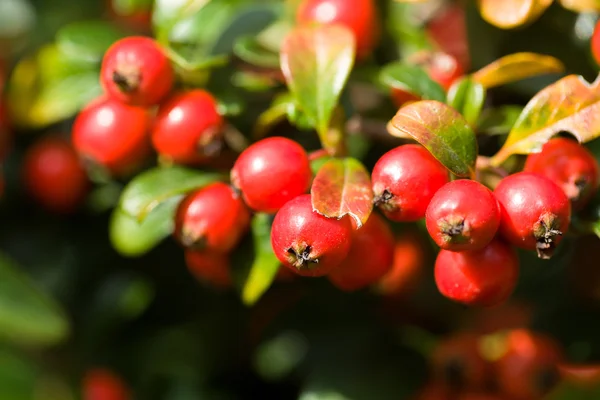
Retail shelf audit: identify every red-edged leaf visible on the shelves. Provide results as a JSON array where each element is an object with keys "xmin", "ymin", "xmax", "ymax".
[{"xmin": 311, "ymin": 158, "xmax": 373, "ymax": 228}]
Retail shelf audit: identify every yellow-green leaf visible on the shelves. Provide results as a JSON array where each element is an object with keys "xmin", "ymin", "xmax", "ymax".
[
  {"xmin": 559, "ymin": 0, "xmax": 600, "ymax": 12},
  {"xmin": 478, "ymin": 0, "xmax": 553, "ymax": 29},
  {"xmin": 492, "ymin": 74, "xmax": 600, "ymax": 166},
  {"xmin": 472, "ymin": 52, "xmax": 565, "ymax": 89},
  {"xmin": 389, "ymin": 100, "xmax": 478, "ymax": 178}
]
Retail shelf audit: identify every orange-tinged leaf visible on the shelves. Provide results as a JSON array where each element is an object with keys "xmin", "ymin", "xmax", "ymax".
[
  {"xmin": 478, "ymin": 0, "xmax": 553, "ymax": 29},
  {"xmin": 559, "ymin": 0, "xmax": 600, "ymax": 12},
  {"xmin": 311, "ymin": 158, "xmax": 373, "ymax": 228},
  {"xmin": 280, "ymin": 24, "xmax": 355, "ymax": 154},
  {"xmin": 491, "ymin": 74, "xmax": 600, "ymax": 166},
  {"xmin": 389, "ymin": 100, "xmax": 478, "ymax": 178},
  {"xmin": 472, "ymin": 52, "xmax": 565, "ymax": 89}
]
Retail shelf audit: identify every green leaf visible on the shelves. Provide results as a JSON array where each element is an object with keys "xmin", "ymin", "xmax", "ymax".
[
  {"xmin": 55, "ymin": 20, "xmax": 125, "ymax": 63},
  {"xmin": 253, "ymin": 92, "xmax": 296, "ymax": 139},
  {"xmin": 0, "ymin": 253, "xmax": 69, "ymax": 347},
  {"xmin": 280, "ymin": 24, "xmax": 356, "ymax": 153},
  {"xmin": 447, "ymin": 77, "xmax": 486, "ymax": 126},
  {"xmin": 233, "ymin": 36, "xmax": 280, "ymax": 68},
  {"xmin": 0, "ymin": 347, "xmax": 38, "ymax": 400},
  {"xmin": 111, "ymin": 0, "xmax": 153, "ymax": 15},
  {"xmin": 0, "ymin": 0, "xmax": 35, "ymax": 40},
  {"xmin": 491, "ymin": 74, "xmax": 600, "ymax": 166},
  {"xmin": 242, "ymin": 214, "xmax": 280, "ymax": 306},
  {"xmin": 389, "ymin": 100, "xmax": 478, "ymax": 178},
  {"xmin": 119, "ymin": 166, "xmax": 223, "ymax": 221},
  {"xmin": 109, "ymin": 197, "xmax": 179, "ymax": 257},
  {"xmin": 379, "ymin": 63, "xmax": 446, "ymax": 102},
  {"xmin": 477, "ymin": 105, "xmax": 524, "ymax": 135},
  {"xmin": 311, "ymin": 158, "xmax": 373, "ymax": 228}
]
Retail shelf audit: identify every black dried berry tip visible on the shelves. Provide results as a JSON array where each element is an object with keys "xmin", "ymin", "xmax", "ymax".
[
  {"xmin": 533, "ymin": 212, "xmax": 563, "ymax": 260},
  {"xmin": 112, "ymin": 69, "xmax": 141, "ymax": 93},
  {"xmin": 373, "ymin": 189, "xmax": 394, "ymax": 207},
  {"xmin": 438, "ymin": 215, "xmax": 470, "ymax": 243},
  {"xmin": 287, "ymin": 245, "xmax": 319, "ymax": 270}
]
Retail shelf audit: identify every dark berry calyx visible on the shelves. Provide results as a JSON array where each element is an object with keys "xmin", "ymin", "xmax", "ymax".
[
  {"xmin": 287, "ymin": 244, "xmax": 319, "ymax": 270},
  {"xmin": 533, "ymin": 212, "xmax": 563, "ymax": 260},
  {"xmin": 197, "ymin": 126, "xmax": 223, "ymax": 157},
  {"xmin": 112, "ymin": 66, "xmax": 142, "ymax": 93},
  {"xmin": 438, "ymin": 214, "xmax": 470, "ymax": 244},
  {"xmin": 563, "ymin": 177, "xmax": 590, "ymax": 203},
  {"xmin": 179, "ymin": 228, "xmax": 207, "ymax": 251},
  {"xmin": 373, "ymin": 189, "xmax": 396, "ymax": 211}
]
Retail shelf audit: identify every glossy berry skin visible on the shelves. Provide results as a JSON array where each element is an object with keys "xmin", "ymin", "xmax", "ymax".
[
  {"xmin": 73, "ymin": 96, "xmax": 151, "ymax": 176},
  {"xmin": 231, "ymin": 137, "xmax": 311, "ymax": 213},
  {"xmin": 592, "ymin": 20, "xmax": 600, "ymax": 66},
  {"xmin": 152, "ymin": 90, "xmax": 224, "ymax": 165},
  {"xmin": 174, "ymin": 182, "xmax": 251, "ymax": 253},
  {"xmin": 495, "ymin": 329, "xmax": 563, "ymax": 400},
  {"xmin": 432, "ymin": 333, "xmax": 490, "ymax": 392},
  {"xmin": 372, "ymin": 144, "xmax": 450, "ymax": 222},
  {"xmin": 328, "ymin": 212, "xmax": 394, "ymax": 291},
  {"xmin": 426, "ymin": 179, "xmax": 501, "ymax": 252},
  {"xmin": 390, "ymin": 88, "xmax": 420, "ymax": 108},
  {"xmin": 23, "ymin": 137, "xmax": 89, "ymax": 214},
  {"xmin": 426, "ymin": 4, "xmax": 470, "ymax": 72},
  {"xmin": 435, "ymin": 239, "xmax": 519, "ymax": 307},
  {"xmin": 409, "ymin": 51, "xmax": 464, "ymax": 91},
  {"xmin": 271, "ymin": 194, "xmax": 353, "ymax": 277},
  {"xmin": 185, "ymin": 249, "xmax": 231, "ymax": 289},
  {"xmin": 494, "ymin": 172, "xmax": 571, "ymax": 259},
  {"xmin": 524, "ymin": 138, "xmax": 599, "ymax": 210},
  {"xmin": 376, "ymin": 231, "xmax": 426, "ymax": 297},
  {"xmin": 297, "ymin": 0, "xmax": 380, "ymax": 61},
  {"xmin": 83, "ymin": 368, "xmax": 129, "ymax": 400},
  {"xmin": 101, "ymin": 36, "xmax": 173, "ymax": 106}
]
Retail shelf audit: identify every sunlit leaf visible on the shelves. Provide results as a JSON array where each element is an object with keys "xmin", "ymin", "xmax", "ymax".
[
  {"xmin": 233, "ymin": 36, "xmax": 280, "ymax": 68},
  {"xmin": 379, "ymin": 62, "xmax": 446, "ymax": 102},
  {"xmin": 119, "ymin": 166, "xmax": 223, "ymax": 221},
  {"xmin": 491, "ymin": 74, "xmax": 600, "ymax": 166},
  {"xmin": 0, "ymin": 253, "xmax": 69, "ymax": 347},
  {"xmin": 311, "ymin": 157, "xmax": 373, "ymax": 228},
  {"xmin": 447, "ymin": 77, "xmax": 486, "ymax": 126},
  {"xmin": 55, "ymin": 20, "xmax": 125, "ymax": 63},
  {"xmin": 280, "ymin": 24, "xmax": 355, "ymax": 154},
  {"xmin": 472, "ymin": 52, "xmax": 565, "ymax": 89},
  {"xmin": 559, "ymin": 0, "xmax": 600, "ymax": 12},
  {"xmin": 478, "ymin": 0, "xmax": 553, "ymax": 29},
  {"xmin": 389, "ymin": 100, "xmax": 478, "ymax": 177},
  {"xmin": 242, "ymin": 214, "xmax": 280, "ymax": 306}
]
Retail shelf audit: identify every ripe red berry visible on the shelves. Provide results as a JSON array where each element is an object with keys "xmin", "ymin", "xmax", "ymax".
[
  {"xmin": 296, "ymin": 0, "xmax": 380, "ymax": 61},
  {"xmin": 412, "ymin": 384, "xmax": 452, "ymax": 400},
  {"xmin": 495, "ymin": 329, "xmax": 563, "ymax": 400},
  {"xmin": 152, "ymin": 90, "xmax": 224, "ymax": 165},
  {"xmin": 375, "ymin": 231, "xmax": 426, "ymax": 298},
  {"xmin": 432, "ymin": 333, "xmax": 490, "ymax": 392},
  {"xmin": 559, "ymin": 363, "xmax": 600, "ymax": 387},
  {"xmin": 231, "ymin": 137, "xmax": 311, "ymax": 213},
  {"xmin": 426, "ymin": 179, "xmax": 500, "ymax": 252},
  {"xmin": 101, "ymin": 36, "xmax": 173, "ymax": 106},
  {"xmin": 328, "ymin": 212, "xmax": 394, "ymax": 291},
  {"xmin": 390, "ymin": 88, "xmax": 420, "ymax": 108},
  {"xmin": 524, "ymin": 137, "xmax": 599, "ymax": 210},
  {"xmin": 372, "ymin": 144, "xmax": 450, "ymax": 222},
  {"xmin": 592, "ymin": 20, "xmax": 600, "ymax": 66},
  {"xmin": 426, "ymin": 4, "xmax": 470, "ymax": 72},
  {"xmin": 409, "ymin": 51, "xmax": 464, "ymax": 91},
  {"xmin": 174, "ymin": 182, "xmax": 251, "ymax": 253},
  {"xmin": 494, "ymin": 172, "xmax": 571, "ymax": 259},
  {"xmin": 23, "ymin": 137, "xmax": 89, "ymax": 213},
  {"xmin": 185, "ymin": 249, "xmax": 231, "ymax": 289},
  {"xmin": 72, "ymin": 96, "xmax": 151, "ymax": 176},
  {"xmin": 83, "ymin": 368, "xmax": 130, "ymax": 400},
  {"xmin": 271, "ymin": 194, "xmax": 353, "ymax": 277},
  {"xmin": 435, "ymin": 239, "xmax": 519, "ymax": 307}
]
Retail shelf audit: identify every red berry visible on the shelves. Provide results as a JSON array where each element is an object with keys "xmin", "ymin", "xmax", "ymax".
[
  {"xmin": 328, "ymin": 212, "xmax": 394, "ymax": 291},
  {"xmin": 390, "ymin": 88, "xmax": 420, "ymax": 108},
  {"xmin": 372, "ymin": 144, "xmax": 450, "ymax": 222},
  {"xmin": 435, "ymin": 239, "xmax": 519, "ymax": 307},
  {"xmin": 174, "ymin": 182, "xmax": 251, "ymax": 253},
  {"xmin": 83, "ymin": 368, "xmax": 129, "ymax": 400},
  {"xmin": 375, "ymin": 231, "xmax": 426, "ymax": 298},
  {"xmin": 231, "ymin": 137, "xmax": 311, "ymax": 213},
  {"xmin": 23, "ymin": 137, "xmax": 89, "ymax": 213},
  {"xmin": 559, "ymin": 363, "xmax": 600, "ymax": 387},
  {"xmin": 426, "ymin": 4, "xmax": 471, "ymax": 72},
  {"xmin": 495, "ymin": 329, "xmax": 563, "ymax": 400},
  {"xmin": 408, "ymin": 51, "xmax": 464, "ymax": 91},
  {"xmin": 152, "ymin": 90, "xmax": 224, "ymax": 165},
  {"xmin": 412, "ymin": 384, "xmax": 452, "ymax": 400},
  {"xmin": 296, "ymin": 0, "xmax": 380, "ymax": 61},
  {"xmin": 494, "ymin": 172, "xmax": 571, "ymax": 259},
  {"xmin": 457, "ymin": 393, "xmax": 510, "ymax": 400},
  {"xmin": 524, "ymin": 137, "xmax": 599, "ymax": 210},
  {"xmin": 185, "ymin": 249, "xmax": 231, "ymax": 289},
  {"xmin": 426, "ymin": 179, "xmax": 501, "ymax": 252},
  {"xmin": 271, "ymin": 194, "xmax": 353, "ymax": 277},
  {"xmin": 101, "ymin": 36, "xmax": 173, "ymax": 106},
  {"xmin": 73, "ymin": 96, "xmax": 151, "ymax": 176},
  {"xmin": 592, "ymin": 20, "xmax": 600, "ymax": 66}
]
